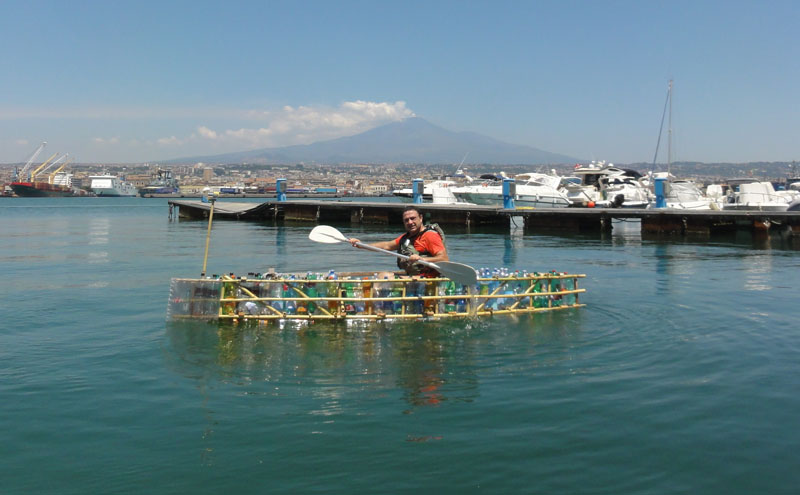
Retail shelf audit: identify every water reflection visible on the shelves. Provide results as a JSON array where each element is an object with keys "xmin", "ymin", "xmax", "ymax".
[
  {"xmin": 164, "ymin": 320, "xmax": 488, "ymax": 413},
  {"xmin": 742, "ymin": 254, "xmax": 774, "ymax": 291},
  {"xmin": 163, "ymin": 312, "xmax": 587, "ymax": 418},
  {"xmin": 275, "ymin": 225, "xmax": 288, "ymax": 259},
  {"xmin": 502, "ymin": 222, "xmax": 525, "ymax": 266}
]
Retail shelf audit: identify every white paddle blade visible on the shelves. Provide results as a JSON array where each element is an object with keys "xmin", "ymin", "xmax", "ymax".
[
  {"xmin": 309, "ymin": 225, "xmax": 348, "ymax": 244},
  {"xmin": 434, "ymin": 261, "xmax": 478, "ymax": 286}
]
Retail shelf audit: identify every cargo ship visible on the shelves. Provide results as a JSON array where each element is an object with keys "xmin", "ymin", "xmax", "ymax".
[
  {"xmin": 10, "ymin": 143, "xmax": 88, "ymax": 197},
  {"xmin": 10, "ymin": 172, "xmax": 83, "ymax": 197}
]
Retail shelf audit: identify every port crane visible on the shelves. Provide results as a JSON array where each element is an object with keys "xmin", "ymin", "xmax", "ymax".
[
  {"xmin": 48, "ymin": 158, "xmax": 73, "ymax": 184},
  {"xmin": 15, "ymin": 142, "xmax": 47, "ymax": 180},
  {"xmin": 29, "ymin": 153, "xmax": 65, "ymax": 182}
]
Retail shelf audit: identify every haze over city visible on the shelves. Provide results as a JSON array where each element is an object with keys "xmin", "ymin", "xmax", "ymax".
[{"xmin": 1, "ymin": 0, "xmax": 797, "ymax": 165}]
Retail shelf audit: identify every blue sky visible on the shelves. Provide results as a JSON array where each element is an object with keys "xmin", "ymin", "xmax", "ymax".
[{"xmin": 1, "ymin": 0, "xmax": 798, "ymax": 164}]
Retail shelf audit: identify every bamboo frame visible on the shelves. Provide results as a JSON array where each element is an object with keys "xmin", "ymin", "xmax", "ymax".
[{"xmin": 168, "ymin": 271, "xmax": 586, "ymax": 323}]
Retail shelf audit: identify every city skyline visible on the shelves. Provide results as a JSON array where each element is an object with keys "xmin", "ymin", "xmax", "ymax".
[{"xmin": 1, "ymin": 0, "xmax": 798, "ymax": 164}]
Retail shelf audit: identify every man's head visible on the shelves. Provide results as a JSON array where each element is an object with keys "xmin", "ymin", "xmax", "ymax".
[{"xmin": 401, "ymin": 206, "xmax": 424, "ymax": 235}]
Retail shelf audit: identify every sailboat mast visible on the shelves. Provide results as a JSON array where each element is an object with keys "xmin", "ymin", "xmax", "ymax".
[{"xmin": 667, "ymin": 79, "xmax": 673, "ymax": 174}]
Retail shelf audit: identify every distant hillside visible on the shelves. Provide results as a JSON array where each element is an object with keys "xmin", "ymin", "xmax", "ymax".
[{"xmin": 168, "ymin": 117, "xmax": 580, "ymax": 165}]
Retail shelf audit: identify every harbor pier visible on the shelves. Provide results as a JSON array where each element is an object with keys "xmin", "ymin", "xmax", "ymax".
[{"xmin": 168, "ymin": 199, "xmax": 800, "ymax": 237}]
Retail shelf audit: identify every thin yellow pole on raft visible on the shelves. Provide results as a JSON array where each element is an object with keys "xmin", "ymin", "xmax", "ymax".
[{"xmin": 200, "ymin": 197, "xmax": 216, "ymax": 277}]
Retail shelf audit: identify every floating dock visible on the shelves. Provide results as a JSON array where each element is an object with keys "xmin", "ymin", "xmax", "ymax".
[{"xmin": 168, "ymin": 199, "xmax": 800, "ymax": 236}]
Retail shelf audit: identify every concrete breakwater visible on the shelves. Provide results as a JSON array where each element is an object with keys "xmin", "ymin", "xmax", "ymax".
[{"xmin": 168, "ymin": 199, "xmax": 800, "ymax": 237}]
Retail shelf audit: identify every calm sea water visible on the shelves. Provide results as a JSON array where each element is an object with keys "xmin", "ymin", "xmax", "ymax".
[{"xmin": 2, "ymin": 197, "xmax": 799, "ymax": 494}]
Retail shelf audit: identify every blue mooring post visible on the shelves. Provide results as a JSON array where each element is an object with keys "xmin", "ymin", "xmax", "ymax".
[
  {"xmin": 412, "ymin": 178, "xmax": 424, "ymax": 204},
  {"xmin": 654, "ymin": 177, "xmax": 666, "ymax": 208},
  {"xmin": 276, "ymin": 178, "xmax": 287, "ymax": 202},
  {"xmin": 502, "ymin": 178, "xmax": 516, "ymax": 209}
]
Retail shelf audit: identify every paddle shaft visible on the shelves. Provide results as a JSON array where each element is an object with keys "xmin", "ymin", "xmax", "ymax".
[{"xmin": 352, "ymin": 240, "xmax": 442, "ymax": 271}]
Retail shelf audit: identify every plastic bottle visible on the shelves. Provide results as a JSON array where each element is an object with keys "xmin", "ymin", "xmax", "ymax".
[
  {"xmin": 270, "ymin": 282, "xmax": 283, "ymax": 312},
  {"xmin": 327, "ymin": 279, "xmax": 339, "ymax": 313},
  {"xmin": 422, "ymin": 282, "xmax": 435, "ymax": 313},
  {"xmin": 376, "ymin": 276, "xmax": 390, "ymax": 313},
  {"xmin": 306, "ymin": 283, "xmax": 318, "ymax": 314},
  {"xmin": 489, "ymin": 277, "xmax": 500, "ymax": 310},
  {"xmin": 515, "ymin": 280, "xmax": 528, "ymax": 309},
  {"xmin": 479, "ymin": 282, "xmax": 489, "ymax": 308},
  {"xmin": 406, "ymin": 281, "xmax": 422, "ymax": 315},
  {"xmin": 354, "ymin": 282, "xmax": 366, "ymax": 314},
  {"xmin": 283, "ymin": 284, "xmax": 296, "ymax": 314},
  {"xmin": 361, "ymin": 277, "xmax": 372, "ymax": 314},
  {"xmin": 531, "ymin": 276, "xmax": 543, "ymax": 308},
  {"xmin": 550, "ymin": 271, "xmax": 562, "ymax": 307},
  {"xmin": 445, "ymin": 281, "xmax": 456, "ymax": 313},
  {"xmin": 390, "ymin": 283, "xmax": 403, "ymax": 314},
  {"xmin": 343, "ymin": 281, "xmax": 356, "ymax": 315},
  {"xmin": 503, "ymin": 287, "xmax": 514, "ymax": 310}
]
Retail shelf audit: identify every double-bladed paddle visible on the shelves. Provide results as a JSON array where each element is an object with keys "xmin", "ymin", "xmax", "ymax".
[{"xmin": 309, "ymin": 225, "xmax": 477, "ymax": 286}]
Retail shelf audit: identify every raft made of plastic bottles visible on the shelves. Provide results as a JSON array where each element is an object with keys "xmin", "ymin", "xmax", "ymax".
[{"xmin": 167, "ymin": 269, "xmax": 586, "ymax": 323}]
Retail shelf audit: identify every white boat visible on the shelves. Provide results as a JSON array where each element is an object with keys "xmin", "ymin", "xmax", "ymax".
[
  {"xmin": 89, "ymin": 175, "xmax": 138, "ymax": 197},
  {"xmin": 720, "ymin": 180, "xmax": 798, "ymax": 212},
  {"xmin": 450, "ymin": 172, "xmax": 570, "ymax": 208},
  {"xmin": 648, "ymin": 173, "xmax": 720, "ymax": 210},
  {"xmin": 392, "ymin": 179, "xmax": 460, "ymax": 202},
  {"xmin": 391, "ymin": 168, "xmax": 474, "ymax": 203},
  {"xmin": 562, "ymin": 161, "xmax": 651, "ymax": 208}
]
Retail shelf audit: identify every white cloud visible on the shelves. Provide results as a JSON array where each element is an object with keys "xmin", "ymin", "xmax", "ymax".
[
  {"xmin": 157, "ymin": 136, "xmax": 183, "ymax": 146},
  {"xmin": 197, "ymin": 126, "xmax": 218, "ymax": 139},
  {"xmin": 196, "ymin": 100, "xmax": 415, "ymax": 148}
]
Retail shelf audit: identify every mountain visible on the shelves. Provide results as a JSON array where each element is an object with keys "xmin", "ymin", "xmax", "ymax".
[{"xmin": 168, "ymin": 117, "xmax": 580, "ymax": 165}]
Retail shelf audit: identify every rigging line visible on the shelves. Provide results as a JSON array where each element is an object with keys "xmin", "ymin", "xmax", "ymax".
[{"xmin": 652, "ymin": 84, "xmax": 671, "ymax": 170}]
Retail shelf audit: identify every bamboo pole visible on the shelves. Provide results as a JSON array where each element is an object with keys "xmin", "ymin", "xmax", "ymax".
[{"xmin": 200, "ymin": 198, "xmax": 216, "ymax": 277}]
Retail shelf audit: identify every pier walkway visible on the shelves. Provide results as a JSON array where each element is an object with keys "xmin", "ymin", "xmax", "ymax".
[{"xmin": 168, "ymin": 199, "xmax": 800, "ymax": 236}]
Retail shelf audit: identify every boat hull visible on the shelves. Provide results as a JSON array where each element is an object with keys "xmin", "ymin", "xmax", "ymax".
[
  {"xmin": 168, "ymin": 270, "xmax": 586, "ymax": 323},
  {"xmin": 10, "ymin": 181, "xmax": 75, "ymax": 197},
  {"xmin": 139, "ymin": 187, "xmax": 179, "ymax": 197},
  {"xmin": 722, "ymin": 204, "xmax": 789, "ymax": 212},
  {"xmin": 452, "ymin": 189, "xmax": 570, "ymax": 208}
]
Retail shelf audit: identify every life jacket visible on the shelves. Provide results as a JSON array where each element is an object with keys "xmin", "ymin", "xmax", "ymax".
[{"xmin": 397, "ymin": 223, "xmax": 445, "ymax": 275}]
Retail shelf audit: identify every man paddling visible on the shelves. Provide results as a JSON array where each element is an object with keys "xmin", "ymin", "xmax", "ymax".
[{"xmin": 349, "ymin": 206, "xmax": 448, "ymax": 277}]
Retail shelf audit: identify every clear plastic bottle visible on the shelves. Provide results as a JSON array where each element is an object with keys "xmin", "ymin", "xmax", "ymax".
[
  {"xmin": 271, "ymin": 282, "xmax": 283, "ymax": 312},
  {"xmin": 354, "ymin": 282, "xmax": 366, "ymax": 314},
  {"xmin": 376, "ymin": 276, "xmax": 390, "ymax": 313}
]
